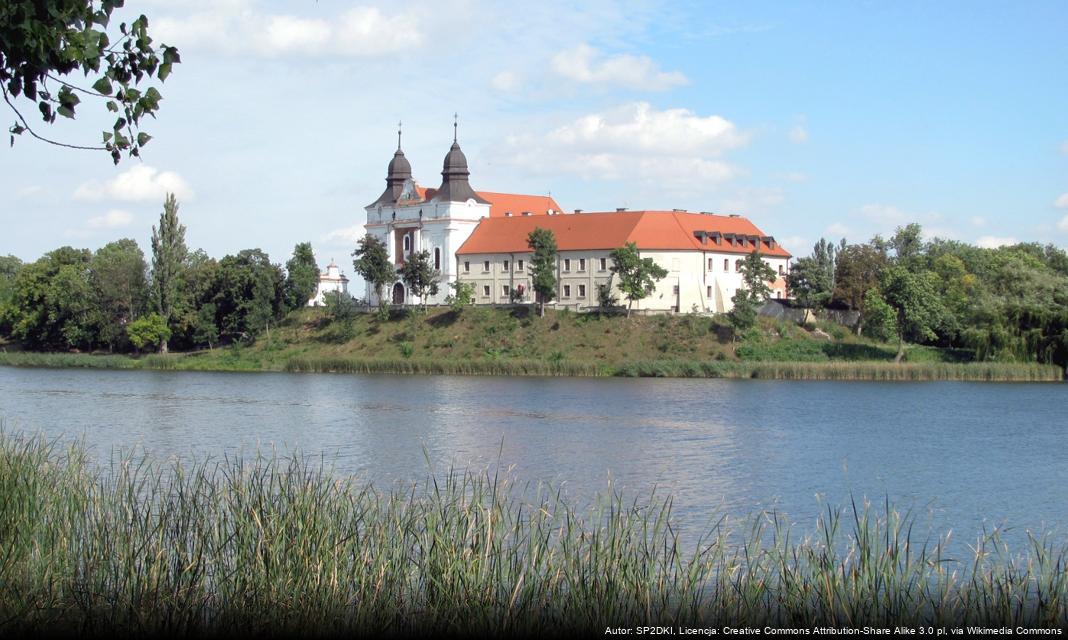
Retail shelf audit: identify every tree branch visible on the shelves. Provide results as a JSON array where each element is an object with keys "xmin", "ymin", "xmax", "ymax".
[
  {"xmin": 3, "ymin": 86, "xmax": 105, "ymax": 151},
  {"xmin": 46, "ymin": 74, "xmax": 111, "ymax": 99}
]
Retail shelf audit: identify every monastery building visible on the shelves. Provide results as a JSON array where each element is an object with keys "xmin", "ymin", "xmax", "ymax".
[{"xmin": 362, "ymin": 126, "xmax": 790, "ymax": 313}]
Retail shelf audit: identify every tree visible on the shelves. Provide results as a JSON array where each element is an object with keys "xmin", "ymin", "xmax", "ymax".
[
  {"xmin": 2, "ymin": 1, "xmax": 179, "ymax": 162},
  {"xmin": 444, "ymin": 280, "xmax": 474, "ymax": 313},
  {"xmin": 832, "ymin": 242, "xmax": 889, "ymax": 335},
  {"xmin": 150, "ymin": 193, "xmax": 186, "ymax": 353},
  {"xmin": 191, "ymin": 303, "xmax": 218, "ymax": 350},
  {"xmin": 727, "ymin": 249, "xmax": 776, "ymax": 338},
  {"xmin": 0, "ymin": 255, "xmax": 23, "ymax": 335},
  {"xmin": 787, "ymin": 238, "xmax": 839, "ymax": 310},
  {"xmin": 352, "ymin": 235, "xmax": 394, "ymax": 311},
  {"xmin": 127, "ymin": 312, "xmax": 170, "ymax": 353},
  {"xmin": 890, "ymin": 223, "xmax": 925, "ymax": 268},
  {"xmin": 213, "ymin": 249, "xmax": 285, "ymax": 342},
  {"xmin": 527, "ymin": 227, "xmax": 557, "ymax": 317},
  {"xmin": 6, "ymin": 247, "xmax": 95, "ymax": 350},
  {"xmin": 284, "ymin": 242, "xmax": 319, "ymax": 311},
  {"xmin": 89, "ymin": 238, "xmax": 147, "ymax": 351},
  {"xmin": 171, "ymin": 249, "xmax": 218, "ymax": 350},
  {"xmin": 609, "ymin": 242, "xmax": 668, "ymax": 318},
  {"xmin": 398, "ymin": 249, "xmax": 439, "ymax": 313},
  {"xmin": 880, "ymin": 265, "xmax": 946, "ymax": 363}
]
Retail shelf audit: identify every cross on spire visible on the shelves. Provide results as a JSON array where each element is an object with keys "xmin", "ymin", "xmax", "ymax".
[
  {"xmin": 453, "ymin": 112, "xmax": 458, "ymax": 143},
  {"xmin": 397, "ymin": 120, "xmax": 402, "ymax": 150}
]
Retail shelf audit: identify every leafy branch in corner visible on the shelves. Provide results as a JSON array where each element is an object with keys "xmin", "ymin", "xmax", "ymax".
[{"xmin": 1, "ymin": 0, "xmax": 179, "ymax": 163}]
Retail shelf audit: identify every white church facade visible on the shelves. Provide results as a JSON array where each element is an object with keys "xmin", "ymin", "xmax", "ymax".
[{"xmin": 360, "ymin": 128, "xmax": 791, "ymax": 313}]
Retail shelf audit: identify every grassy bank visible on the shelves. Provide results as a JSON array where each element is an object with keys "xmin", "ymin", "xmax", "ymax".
[
  {"xmin": 1, "ymin": 431, "xmax": 1065, "ymax": 635},
  {"xmin": 1, "ymin": 308, "xmax": 1063, "ymax": 381}
]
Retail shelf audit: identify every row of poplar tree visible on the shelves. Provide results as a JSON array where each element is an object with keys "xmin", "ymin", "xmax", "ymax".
[{"xmin": 0, "ymin": 194, "xmax": 320, "ymax": 353}]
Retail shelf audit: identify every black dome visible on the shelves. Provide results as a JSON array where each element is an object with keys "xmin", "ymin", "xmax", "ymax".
[
  {"xmin": 388, "ymin": 149, "xmax": 412, "ymax": 178},
  {"xmin": 441, "ymin": 141, "xmax": 468, "ymax": 174}
]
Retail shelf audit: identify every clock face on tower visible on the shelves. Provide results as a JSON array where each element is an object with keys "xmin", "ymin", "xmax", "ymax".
[{"xmin": 400, "ymin": 178, "xmax": 419, "ymax": 201}]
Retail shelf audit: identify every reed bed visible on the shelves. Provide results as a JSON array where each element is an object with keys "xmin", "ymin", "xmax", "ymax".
[{"xmin": 1, "ymin": 431, "xmax": 1066, "ymax": 636}]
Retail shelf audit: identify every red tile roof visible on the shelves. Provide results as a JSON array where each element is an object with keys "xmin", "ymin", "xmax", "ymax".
[
  {"xmin": 408, "ymin": 185, "xmax": 559, "ymax": 218},
  {"xmin": 456, "ymin": 211, "xmax": 791, "ymax": 257}
]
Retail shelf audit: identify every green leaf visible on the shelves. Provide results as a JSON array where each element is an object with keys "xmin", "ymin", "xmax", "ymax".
[
  {"xmin": 102, "ymin": 131, "xmax": 113, "ymax": 143},
  {"xmin": 57, "ymin": 105, "xmax": 75, "ymax": 119},
  {"xmin": 137, "ymin": 132, "xmax": 152, "ymax": 147},
  {"xmin": 92, "ymin": 77, "xmax": 113, "ymax": 95},
  {"xmin": 158, "ymin": 63, "xmax": 171, "ymax": 82},
  {"xmin": 106, "ymin": 100, "xmax": 119, "ymax": 112}
]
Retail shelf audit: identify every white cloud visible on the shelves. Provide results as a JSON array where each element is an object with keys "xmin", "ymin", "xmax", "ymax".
[
  {"xmin": 87, "ymin": 210, "xmax": 135, "ymax": 229},
  {"xmin": 491, "ymin": 70, "xmax": 521, "ymax": 92},
  {"xmin": 976, "ymin": 235, "xmax": 1018, "ymax": 248},
  {"xmin": 779, "ymin": 235, "xmax": 810, "ymax": 254},
  {"xmin": 858, "ymin": 203, "xmax": 910, "ymax": 226},
  {"xmin": 970, "ymin": 216, "xmax": 987, "ymax": 227},
  {"xmin": 321, "ymin": 225, "xmax": 364, "ymax": 246},
  {"xmin": 1055, "ymin": 193, "xmax": 1068, "ymax": 209},
  {"xmin": 154, "ymin": 4, "xmax": 421, "ymax": 57},
  {"xmin": 720, "ymin": 187, "xmax": 785, "ymax": 214},
  {"xmin": 788, "ymin": 125, "xmax": 809, "ymax": 144},
  {"xmin": 74, "ymin": 166, "xmax": 193, "ymax": 202},
  {"xmin": 551, "ymin": 43, "xmax": 687, "ymax": 91},
  {"xmin": 501, "ymin": 103, "xmax": 747, "ymax": 190},
  {"xmin": 826, "ymin": 223, "xmax": 851, "ymax": 238},
  {"xmin": 545, "ymin": 102, "xmax": 747, "ymax": 156},
  {"xmin": 1058, "ymin": 215, "xmax": 1068, "ymax": 232}
]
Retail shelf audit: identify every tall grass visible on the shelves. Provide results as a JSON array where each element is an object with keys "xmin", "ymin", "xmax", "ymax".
[
  {"xmin": 2, "ymin": 351, "xmax": 1062, "ymax": 381},
  {"xmin": 1, "ymin": 431, "xmax": 1065, "ymax": 635}
]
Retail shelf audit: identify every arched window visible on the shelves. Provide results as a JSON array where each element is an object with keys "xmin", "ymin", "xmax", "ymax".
[
  {"xmin": 434, "ymin": 247, "xmax": 441, "ymax": 270},
  {"xmin": 403, "ymin": 234, "xmax": 411, "ymax": 254}
]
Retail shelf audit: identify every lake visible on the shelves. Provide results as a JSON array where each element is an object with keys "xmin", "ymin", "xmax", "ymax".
[{"xmin": 1, "ymin": 366, "xmax": 1065, "ymax": 554}]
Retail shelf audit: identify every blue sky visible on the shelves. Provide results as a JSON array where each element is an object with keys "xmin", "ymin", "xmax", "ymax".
[{"xmin": 3, "ymin": 0, "xmax": 1067, "ymax": 273}]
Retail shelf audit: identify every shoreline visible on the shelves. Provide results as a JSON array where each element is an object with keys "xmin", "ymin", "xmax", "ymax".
[{"xmin": 0, "ymin": 351, "xmax": 1062, "ymax": 382}]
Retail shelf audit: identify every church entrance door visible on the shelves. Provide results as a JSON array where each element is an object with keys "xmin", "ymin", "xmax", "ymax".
[{"xmin": 392, "ymin": 283, "xmax": 405, "ymax": 305}]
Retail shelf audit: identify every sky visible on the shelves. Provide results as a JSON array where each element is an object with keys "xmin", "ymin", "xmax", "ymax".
[{"xmin": 3, "ymin": 0, "xmax": 1068, "ymax": 281}]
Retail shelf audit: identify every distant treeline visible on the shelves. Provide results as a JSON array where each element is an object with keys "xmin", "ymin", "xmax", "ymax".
[
  {"xmin": 0, "ymin": 195, "xmax": 318, "ymax": 353},
  {"xmin": 787, "ymin": 223, "xmax": 1068, "ymax": 369}
]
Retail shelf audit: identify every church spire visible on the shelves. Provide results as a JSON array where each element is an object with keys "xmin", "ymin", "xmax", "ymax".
[
  {"xmin": 370, "ymin": 122, "xmax": 414, "ymax": 206},
  {"xmin": 431, "ymin": 114, "xmax": 490, "ymax": 204}
]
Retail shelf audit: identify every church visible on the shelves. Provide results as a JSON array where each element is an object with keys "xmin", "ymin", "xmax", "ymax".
[{"xmin": 362, "ymin": 126, "xmax": 791, "ymax": 313}]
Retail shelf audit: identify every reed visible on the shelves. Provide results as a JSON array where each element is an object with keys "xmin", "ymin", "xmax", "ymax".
[{"xmin": 1, "ymin": 431, "xmax": 1065, "ymax": 635}]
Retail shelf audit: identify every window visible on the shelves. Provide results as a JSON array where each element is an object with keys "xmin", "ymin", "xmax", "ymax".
[
  {"xmin": 778, "ymin": 264, "xmax": 784, "ymax": 275},
  {"xmin": 578, "ymin": 284, "xmax": 586, "ymax": 298},
  {"xmin": 723, "ymin": 258, "xmax": 729, "ymax": 271},
  {"xmin": 673, "ymin": 285, "xmax": 679, "ymax": 295},
  {"xmin": 464, "ymin": 261, "xmax": 470, "ymax": 273},
  {"xmin": 599, "ymin": 257, "xmax": 607, "ymax": 271},
  {"xmin": 579, "ymin": 258, "xmax": 586, "ymax": 272},
  {"xmin": 707, "ymin": 285, "xmax": 712, "ymax": 298},
  {"xmin": 563, "ymin": 284, "xmax": 571, "ymax": 298},
  {"xmin": 482, "ymin": 285, "xmax": 490, "ymax": 297},
  {"xmin": 403, "ymin": 234, "xmax": 411, "ymax": 253},
  {"xmin": 708, "ymin": 258, "xmax": 714, "ymax": 271},
  {"xmin": 503, "ymin": 260, "xmax": 510, "ymax": 272},
  {"xmin": 735, "ymin": 259, "xmax": 742, "ymax": 272},
  {"xmin": 502, "ymin": 285, "xmax": 510, "ymax": 297},
  {"xmin": 518, "ymin": 259, "xmax": 524, "ymax": 271},
  {"xmin": 564, "ymin": 258, "xmax": 571, "ymax": 272},
  {"xmin": 434, "ymin": 248, "xmax": 441, "ymax": 270}
]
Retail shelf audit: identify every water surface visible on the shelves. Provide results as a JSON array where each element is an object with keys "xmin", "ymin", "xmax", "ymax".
[{"xmin": 1, "ymin": 367, "xmax": 1065, "ymax": 552}]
